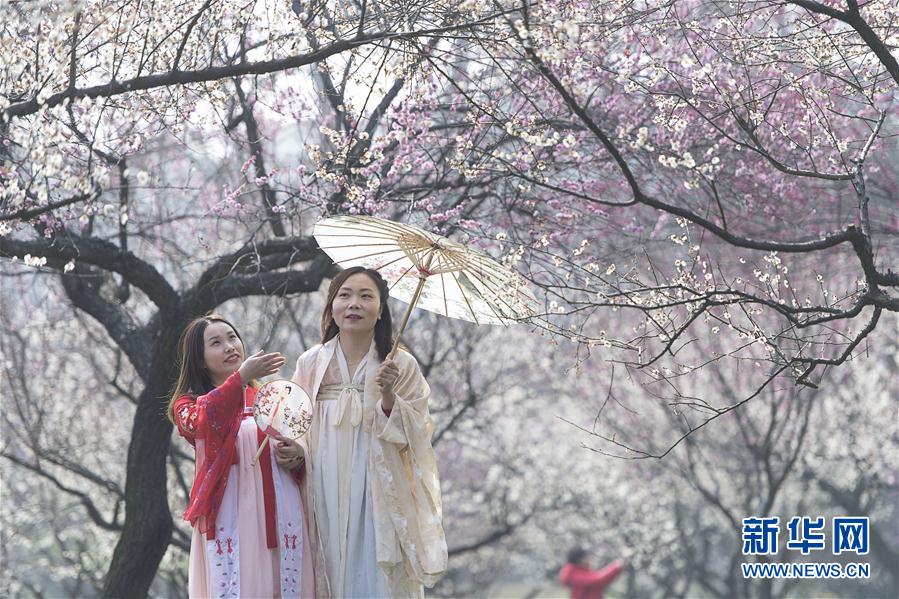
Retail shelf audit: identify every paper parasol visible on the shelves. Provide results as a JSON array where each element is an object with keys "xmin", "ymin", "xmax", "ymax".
[{"xmin": 313, "ymin": 215, "xmax": 538, "ymax": 357}]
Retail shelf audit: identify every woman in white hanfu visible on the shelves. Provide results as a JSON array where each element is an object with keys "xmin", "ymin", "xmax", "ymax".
[{"xmin": 291, "ymin": 266, "xmax": 447, "ymax": 598}]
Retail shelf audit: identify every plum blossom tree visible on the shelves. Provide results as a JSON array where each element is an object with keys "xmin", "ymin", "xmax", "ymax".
[
  {"xmin": 342, "ymin": 0, "xmax": 899, "ymax": 453},
  {"xmin": 2, "ymin": 0, "xmax": 897, "ymax": 595}
]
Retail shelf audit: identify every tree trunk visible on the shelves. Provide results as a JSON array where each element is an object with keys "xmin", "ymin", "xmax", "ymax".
[{"xmin": 103, "ymin": 318, "xmax": 184, "ymax": 597}]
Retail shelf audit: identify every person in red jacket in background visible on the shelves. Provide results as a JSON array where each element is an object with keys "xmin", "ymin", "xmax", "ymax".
[{"xmin": 559, "ymin": 547, "xmax": 624, "ymax": 599}]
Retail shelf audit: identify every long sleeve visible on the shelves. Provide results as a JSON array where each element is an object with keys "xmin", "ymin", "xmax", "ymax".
[
  {"xmin": 289, "ymin": 345, "xmax": 332, "ymax": 598},
  {"xmin": 369, "ymin": 349, "xmax": 447, "ymax": 588},
  {"xmin": 173, "ymin": 395, "xmax": 201, "ymax": 445},
  {"xmin": 173, "ymin": 371, "xmax": 245, "ymax": 445},
  {"xmin": 290, "ymin": 347, "xmax": 319, "ymax": 461},
  {"xmin": 591, "ymin": 561, "xmax": 624, "ymax": 588},
  {"xmin": 291, "ymin": 357, "xmax": 303, "ymax": 388},
  {"xmin": 559, "ymin": 561, "xmax": 624, "ymax": 596},
  {"xmin": 181, "ymin": 371, "xmax": 246, "ymax": 537},
  {"xmin": 290, "ymin": 348, "xmax": 317, "ymax": 392},
  {"xmin": 375, "ymin": 360, "xmax": 427, "ymax": 447},
  {"xmin": 375, "ymin": 406, "xmax": 405, "ymax": 445}
]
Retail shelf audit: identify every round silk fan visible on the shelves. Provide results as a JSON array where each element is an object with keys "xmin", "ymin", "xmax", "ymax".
[{"xmin": 251, "ymin": 380, "xmax": 313, "ymax": 465}]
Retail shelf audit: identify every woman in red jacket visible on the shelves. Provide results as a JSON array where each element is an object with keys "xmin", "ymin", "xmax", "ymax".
[
  {"xmin": 167, "ymin": 314, "xmax": 315, "ymax": 598},
  {"xmin": 559, "ymin": 547, "xmax": 624, "ymax": 599}
]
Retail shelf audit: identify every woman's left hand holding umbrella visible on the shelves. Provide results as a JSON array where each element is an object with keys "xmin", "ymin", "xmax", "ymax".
[{"xmin": 374, "ymin": 358, "xmax": 400, "ymax": 410}]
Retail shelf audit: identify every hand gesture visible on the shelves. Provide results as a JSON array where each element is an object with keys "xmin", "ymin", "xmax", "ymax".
[
  {"xmin": 374, "ymin": 358, "xmax": 400, "ymax": 407},
  {"xmin": 238, "ymin": 350, "xmax": 285, "ymax": 384},
  {"xmin": 273, "ymin": 435, "xmax": 304, "ymax": 470}
]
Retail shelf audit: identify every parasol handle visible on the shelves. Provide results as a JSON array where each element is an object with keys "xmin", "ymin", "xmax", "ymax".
[{"xmin": 389, "ymin": 273, "xmax": 428, "ymax": 360}]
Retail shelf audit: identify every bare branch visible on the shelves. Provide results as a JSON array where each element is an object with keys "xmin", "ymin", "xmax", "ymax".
[
  {"xmin": 4, "ymin": 18, "xmax": 508, "ymax": 121},
  {"xmin": 1, "ymin": 452, "xmax": 123, "ymax": 532}
]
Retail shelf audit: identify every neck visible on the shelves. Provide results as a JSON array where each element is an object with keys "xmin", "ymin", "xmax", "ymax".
[
  {"xmin": 338, "ymin": 330, "xmax": 374, "ymax": 361},
  {"xmin": 211, "ymin": 368, "xmax": 238, "ymax": 388}
]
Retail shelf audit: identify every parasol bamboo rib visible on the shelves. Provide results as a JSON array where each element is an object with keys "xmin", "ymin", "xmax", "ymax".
[
  {"xmin": 388, "ymin": 249, "xmax": 436, "ymax": 360},
  {"xmin": 314, "ymin": 215, "xmax": 538, "ymax": 345}
]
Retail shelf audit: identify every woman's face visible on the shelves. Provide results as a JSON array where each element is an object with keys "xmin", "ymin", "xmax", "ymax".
[
  {"xmin": 331, "ymin": 273, "xmax": 382, "ymax": 335},
  {"xmin": 202, "ymin": 321, "xmax": 245, "ymax": 383}
]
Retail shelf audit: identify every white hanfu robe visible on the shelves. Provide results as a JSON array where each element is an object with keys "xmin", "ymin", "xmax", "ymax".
[{"xmin": 292, "ymin": 337, "xmax": 447, "ymax": 598}]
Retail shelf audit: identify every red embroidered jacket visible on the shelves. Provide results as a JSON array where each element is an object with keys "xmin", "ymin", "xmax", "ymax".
[{"xmin": 174, "ymin": 372, "xmax": 299, "ymax": 547}]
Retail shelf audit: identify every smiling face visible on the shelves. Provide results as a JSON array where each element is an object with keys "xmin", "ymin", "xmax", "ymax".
[
  {"xmin": 202, "ymin": 321, "xmax": 245, "ymax": 384},
  {"xmin": 331, "ymin": 272, "xmax": 382, "ymax": 335}
]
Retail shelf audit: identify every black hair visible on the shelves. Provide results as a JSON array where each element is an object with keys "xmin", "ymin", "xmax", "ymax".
[{"xmin": 566, "ymin": 547, "xmax": 588, "ymax": 565}]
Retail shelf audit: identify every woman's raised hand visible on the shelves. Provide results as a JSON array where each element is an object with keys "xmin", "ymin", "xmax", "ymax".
[
  {"xmin": 238, "ymin": 350, "xmax": 286, "ymax": 383},
  {"xmin": 374, "ymin": 358, "xmax": 400, "ymax": 407}
]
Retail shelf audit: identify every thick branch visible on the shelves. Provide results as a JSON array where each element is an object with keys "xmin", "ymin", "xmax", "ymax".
[
  {"xmin": 234, "ymin": 83, "xmax": 286, "ymax": 237},
  {"xmin": 209, "ymin": 254, "xmax": 336, "ymax": 305},
  {"xmin": 67, "ymin": 12, "xmax": 82, "ymax": 90},
  {"xmin": 0, "ymin": 233, "xmax": 179, "ymax": 314},
  {"xmin": 60, "ymin": 264, "xmax": 152, "ymax": 379},
  {"xmin": 193, "ymin": 235, "xmax": 321, "ymax": 295}
]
